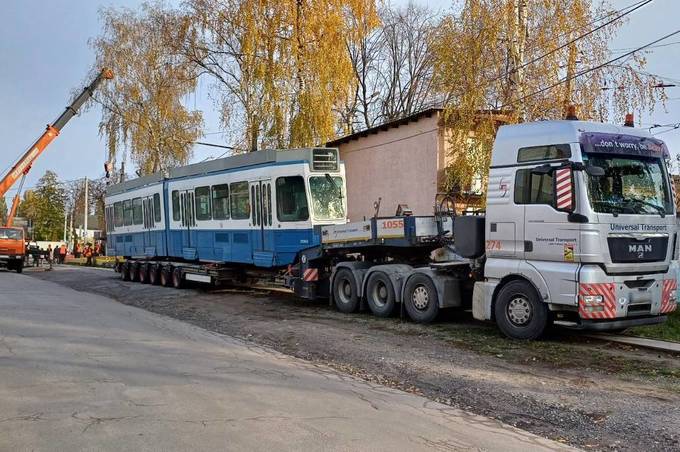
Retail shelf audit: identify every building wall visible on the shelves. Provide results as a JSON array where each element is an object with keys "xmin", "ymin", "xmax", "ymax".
[{"xmin": 338, "ymin": 114, "xmax": 443, "ymax": 221}]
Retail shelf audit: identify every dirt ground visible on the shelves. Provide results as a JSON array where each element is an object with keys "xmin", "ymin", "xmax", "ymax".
[{"xmin": 28, "ymin": 266, "xmax": 680, "ymax": 451}]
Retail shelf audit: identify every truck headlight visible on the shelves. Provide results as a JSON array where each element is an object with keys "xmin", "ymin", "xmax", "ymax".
[{"xmin": 582, "ymin": 295, "xmax": 604, "ymax": 305}]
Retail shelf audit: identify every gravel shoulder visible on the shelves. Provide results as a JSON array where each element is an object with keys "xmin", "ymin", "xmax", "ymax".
[{"xmin": 28, "ymin": 266, "xmax": 680, "ymax": 451}]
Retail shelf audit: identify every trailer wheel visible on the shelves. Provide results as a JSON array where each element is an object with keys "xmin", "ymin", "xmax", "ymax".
[
  {"xmin": 148, "ymin": 264, "xmax": 160, "ymax": 285},
  {"xmin": 366, "ymin": 272, "xmax": 395, "ymax": 317},
  {"xmin": 121, "ymin": 262, "xmax": 131, "ymax": 281},
  {"xmin": 404, "ymin": 274, "xmax": 439, "ymax": 323},
  {"xmin": 494, "ymin": 280, "xmax": 548, "ymax": 340},
  {"xmin": 333, "ymin": 268, "xmax": 359, "ymax": 313},
  {"xmin": 172, "ymin": 267, "xmax": 184, "ymax": 289},
  {"xmin": 129, "ymin": 262, "xmax": 140, "ymax": 282},
  {"xmin": 160, "ymin": 266, "xmax": 172, "ymax": 287},
  {"xmin": 138, "ymin": 263, "xmax": 150, "ymax": 284}
]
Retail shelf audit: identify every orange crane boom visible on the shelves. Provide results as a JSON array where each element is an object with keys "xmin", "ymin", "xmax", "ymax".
[{"xmin": 1, "ymin": 68, "xmax": 113, "ymax": 226}]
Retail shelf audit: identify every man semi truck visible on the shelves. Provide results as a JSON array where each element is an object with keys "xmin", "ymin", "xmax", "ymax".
[
  {"xmin": 289, "ymin": 118, "xmax": 678, "ymax": 339},
  {"xmin": 111, "ymin": 117, "xmax": 678, "ymax": 340}
]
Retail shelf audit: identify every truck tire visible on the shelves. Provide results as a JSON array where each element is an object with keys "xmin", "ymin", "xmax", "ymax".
[
  {"xmin": 139, "ymin": 263, "xmax": 149, "ymax": 284},
  {"xmin": 130, "ymin": 262, "xmax": 140, "ymax": 282},
  {"xmin": 403, "ymin": 274, "xmax": 439, "ymax": 323},
  {"xmin": 365, "ymin": 271, "xmax": 395, "ymax": 317},
  {"xmin": 121, "ymin": 262, "xmax": 131, "ymax": 281},
  {"xmin": 333, "ymin": 268, "xmax": 359, "ymax": 313},
  {"xmin": 148, "ymin": 264, "xmax": 160, "ymax": 285},
  {"xmin": 160, "ymin": 266, "xmax": 172, "ymax": 287},
  {"xmin": 172, "ymin": 267, "xmax": 184, "ymax": 289},
  {"xmin": 15, "ymin": 262, "xmax": 23, "ymax": 274},
  {"xmin": 494, "ymin": 280, "xmax": 548, "ymax": 340}
]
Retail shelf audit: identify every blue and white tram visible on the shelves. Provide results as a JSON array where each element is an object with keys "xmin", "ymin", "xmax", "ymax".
[{"xmin": 104, "ymin": 147, "xmax": 347, "ymax": 268}]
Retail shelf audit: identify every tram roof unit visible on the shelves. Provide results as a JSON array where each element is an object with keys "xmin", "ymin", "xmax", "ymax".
[{"xmin": 106, "ymin": 147, "xmax": 339, "ymax": 197}]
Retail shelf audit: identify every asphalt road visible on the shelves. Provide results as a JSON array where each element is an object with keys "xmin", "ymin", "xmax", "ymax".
[{"xmin": 0, "ymin": 271, "xmax": 574, "ymax": 452}]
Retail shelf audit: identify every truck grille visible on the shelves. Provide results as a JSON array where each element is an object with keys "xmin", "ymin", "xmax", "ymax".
[{"xmin": 607, "ymin": 236, "xmax": 667, "ymax": 263}]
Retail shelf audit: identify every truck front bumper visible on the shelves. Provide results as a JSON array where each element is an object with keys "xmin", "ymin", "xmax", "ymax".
[
  {"xmin": 578, "ymin": 264, "xmax": 677, "ymax": 320},
  {"xmin": 568, "ymin": 315, "xmax": 667, "ymax": 331}
]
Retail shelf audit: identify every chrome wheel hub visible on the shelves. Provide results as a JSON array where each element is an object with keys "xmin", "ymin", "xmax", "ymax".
[
  {"xmin": 412, "ymin": 286, "xmax": 429, "ymax": 310},
  {"xmin": 507, "ymin": 297, "xmax": 532, "ymax": 326}
]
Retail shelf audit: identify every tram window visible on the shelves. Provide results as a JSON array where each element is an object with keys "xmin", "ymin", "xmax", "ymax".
[
  {"xmin": 195, "ymin": 186, "xmax": 211, "ymax": 221},
  {"xmin": 132, "ymin": 198, "xmax": 143, "ymax": 225},
  {"xmin": 212, "ymin": 184, "xmax": 229, "ymax": 220},
  {"xmin": 276, "ymin": 176, "xmax": 309, "ymax": 222},
  {"xmin": 123, "ymin": 199, "xmax": 133, "ymax": 226},
  {"xmin": 256, "ymin": 184, "xmax": 261, "ymax": 226},
  {"xmin": 114, "ymin": 202, "xmax": 124, "ymax": 228},
  {"xmin": 230, "ymin": 181, "xmax": 250, "ymax": 219},
  {"xmin": 172, "ymin": 190, "xmax": 180, "ymax": 221},
  {"xmin": 153, "ymin": 193, "xmax": 161, "ymax": 223},
  {"xmin": 251, "ymin": 186, "xmax": 256, "ymax": 224}
]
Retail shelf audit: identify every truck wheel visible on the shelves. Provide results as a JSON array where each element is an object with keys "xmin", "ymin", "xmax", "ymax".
[
  {"xmin": 494, "ymin": 280, "xmax": 548, "ymax": 340},
  {"xmin": 121, "ymin": 262, "xmax": 131, "ymax": 281},
  {"xmin": 333, "ymin": 268, "xmax": 359, "ymax": 313},
  {"xmin": 148, "ymin": 264, "xmax": 160, "ymax": 285},
  {"xmin": 404, "ymin": 274, "xmax": 439, "ymax": 323},
  {"xmin": 160, "ymin": 266, "xmax": 172, "ymax": 287},
  {"xmin": 15, "ymin": 262, "xmax": 23, "ymax": 274},
  {"xmin": 172, "ymin": 267, "xmax": 184, "ymax": 289},
  {"xmin": 139, "ymin": 264, "xmax": 149, "ymax": 284},
  {"xmin": 366, "ymin": 272, "xmax": 395, "ymax": 317}
]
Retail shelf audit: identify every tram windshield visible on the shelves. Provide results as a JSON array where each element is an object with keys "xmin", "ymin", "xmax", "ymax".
[{"xmin": 309, "ymin": 176, "xmax": 345, "ymax": 221}]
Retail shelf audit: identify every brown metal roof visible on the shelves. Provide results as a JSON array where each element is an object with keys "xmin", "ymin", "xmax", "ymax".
[{"xmin": 326, "ymin": 107, "xmax": 443, "ymax": 147}]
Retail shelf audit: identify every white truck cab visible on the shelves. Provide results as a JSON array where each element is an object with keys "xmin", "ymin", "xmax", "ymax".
[{"xmin": 474, "ymin": 119, "xmax": 678, "ymax": 338}]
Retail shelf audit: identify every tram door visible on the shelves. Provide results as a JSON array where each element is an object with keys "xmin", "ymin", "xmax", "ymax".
[
  {"xmin": 178, "ymin": 190, "xmax": 196, "ymax": 259},
  {"xmin": 249, "ymin": 180, "xmax": 275, "ymax": 266}
]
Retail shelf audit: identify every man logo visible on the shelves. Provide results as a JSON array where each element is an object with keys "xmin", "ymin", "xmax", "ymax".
[{"xmin": 629, "ymin": 244, "xmax": 652, "ymax": 253}]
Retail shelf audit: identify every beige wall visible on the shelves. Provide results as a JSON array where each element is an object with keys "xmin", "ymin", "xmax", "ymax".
[{"xmin": 338, "ymin": 114, "xmax": 443, "ymax": 221}]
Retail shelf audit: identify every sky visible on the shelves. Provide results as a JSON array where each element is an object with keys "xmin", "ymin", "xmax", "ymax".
[{"xmin": 1, "ymin": 0, "xmax": 680, "ymax": 205}]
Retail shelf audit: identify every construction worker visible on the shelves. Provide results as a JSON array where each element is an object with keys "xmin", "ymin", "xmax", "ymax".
[
  {"xmin": 84, "ymin": 243, "xmax": 93, "ymax": 266},
  {"xmin": 59, "ymin": 243, "xmax": 67, "ymax": 264}
]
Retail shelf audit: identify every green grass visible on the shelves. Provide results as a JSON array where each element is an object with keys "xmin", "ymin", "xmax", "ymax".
[{"xmin": 629, "ymin": 309, "xmax": 680, "ymax": 342}]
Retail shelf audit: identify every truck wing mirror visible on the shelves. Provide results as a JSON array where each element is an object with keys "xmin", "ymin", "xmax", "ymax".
[
  {"xmin": 554, "ymin": 167, "xmax": 575, "ymax": 213},
  {"xmin": 585, "ymin": 165, "xmax": 605, "ymax": 177}
]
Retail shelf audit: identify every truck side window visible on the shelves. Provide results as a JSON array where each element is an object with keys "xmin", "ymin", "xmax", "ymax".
[
  {"xmin": 514, "ymin": 169, "xmax": 554, "ymax": 205},
  {"xmin": 517, "ymin": 144, "xmax": 571, "ymax": 163}
]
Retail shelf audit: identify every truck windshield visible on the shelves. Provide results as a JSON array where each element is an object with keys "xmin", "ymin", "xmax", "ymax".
[
  {"xmin": 0, "ymin": 228, "xmax": 22, "ymax": 240},
  {"xmin": 583, "ymin": 153, "xmax": 673, "ymax": 215},
  {"xmin": 309, "ymin": 176, "xmax": 346, "ymax": 220}
]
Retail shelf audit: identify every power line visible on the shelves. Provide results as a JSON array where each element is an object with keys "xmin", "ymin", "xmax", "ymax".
[
  {"xmin": 503, "ymin": 28, "xmax": 680, "ymax": 109},
  {"xmin": 489, "ymin": 0, "xmax": 653, "ymax": 86}
]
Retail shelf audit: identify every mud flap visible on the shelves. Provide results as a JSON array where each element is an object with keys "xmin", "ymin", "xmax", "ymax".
[{"xmin": 472, "ymin": 281, "xmax": 495, "ymax": 320}]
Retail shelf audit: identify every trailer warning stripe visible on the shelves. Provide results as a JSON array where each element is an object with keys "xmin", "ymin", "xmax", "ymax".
[
  {"xmin": 579, "ymin": 283, "xmax": 617, "ymax": 319},
  {"xmin": 555, "ymin": 168, "xmax": 573, "ymax": 210},
  {"xmin": 303, "ymin": 268, "xmax": 319, "ymax": 282},
  {"xmin": 661, "ymin": 278, "xmax": 677, "ymax": 314}
]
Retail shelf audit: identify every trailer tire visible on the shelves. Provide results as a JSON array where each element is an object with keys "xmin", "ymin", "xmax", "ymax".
[
  {"xmin": 365, "ymin": 272, "xmax": 396, "ymax": 317},
  {"xmin": 404, "ymin": 274, "xmax": 439, "ymax": 323},
  {"xmin": 333, "ymin": 268, "xmax": 359, "ymax": 313},
  {"xmin": 121, "ymin": 262, "xmax": 131, "ymax": 281},
  {"xmin": 139, "ymin": 263, "xmax": 150, "ymax": 284},
  {"xmin": 494, "ymin": 280, "xmax": 548, "ymax": 340},
  {"xmin": 172, "ymin": 267, "xmax": 183, "ymax": 289},
  {"xmin": 130, "ymin": 262, "xmax": 140, "ymax": 282},
  {"xmin": 148, "ymin": 264, "xmax": 160, "ymax": 285},
  {"xmin": 160, "ymin": 266, "xmax": 172, "ymax": 287}
]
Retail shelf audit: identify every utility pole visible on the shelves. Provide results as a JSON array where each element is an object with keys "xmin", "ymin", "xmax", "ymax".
[
  {"xmin": 508, "ymin": 0, "xmax": 527, "ymax": 121},
  {"xmin": 83, "ymin": 177, "xmax": 88, "ymax": 242},
  {"xmin": 63, "ymin": 211, "xmax": 67, "ymax": 242},
  {"xmin": 563, "ymin": 35, "xmax": 578, "ymax": 117}
]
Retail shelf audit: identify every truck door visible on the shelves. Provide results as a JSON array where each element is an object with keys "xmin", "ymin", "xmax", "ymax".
[
  {"xmin": 249, "ymin": 180, "xmax": 275, "ymax": 266},
  {"xmin": 520, "ymin": 165, "xmax": 578, "ymax": 305}
]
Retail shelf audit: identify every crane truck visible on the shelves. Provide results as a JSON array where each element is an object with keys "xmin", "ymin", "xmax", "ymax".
[{"xmin": 0, "ymin": 68, "xmax": 113, "ymax": 273}]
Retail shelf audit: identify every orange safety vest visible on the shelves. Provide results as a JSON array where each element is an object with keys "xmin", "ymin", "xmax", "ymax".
[{"xmin": 59, "ymin": 245, "xmax": 67, "ymax": 255}]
